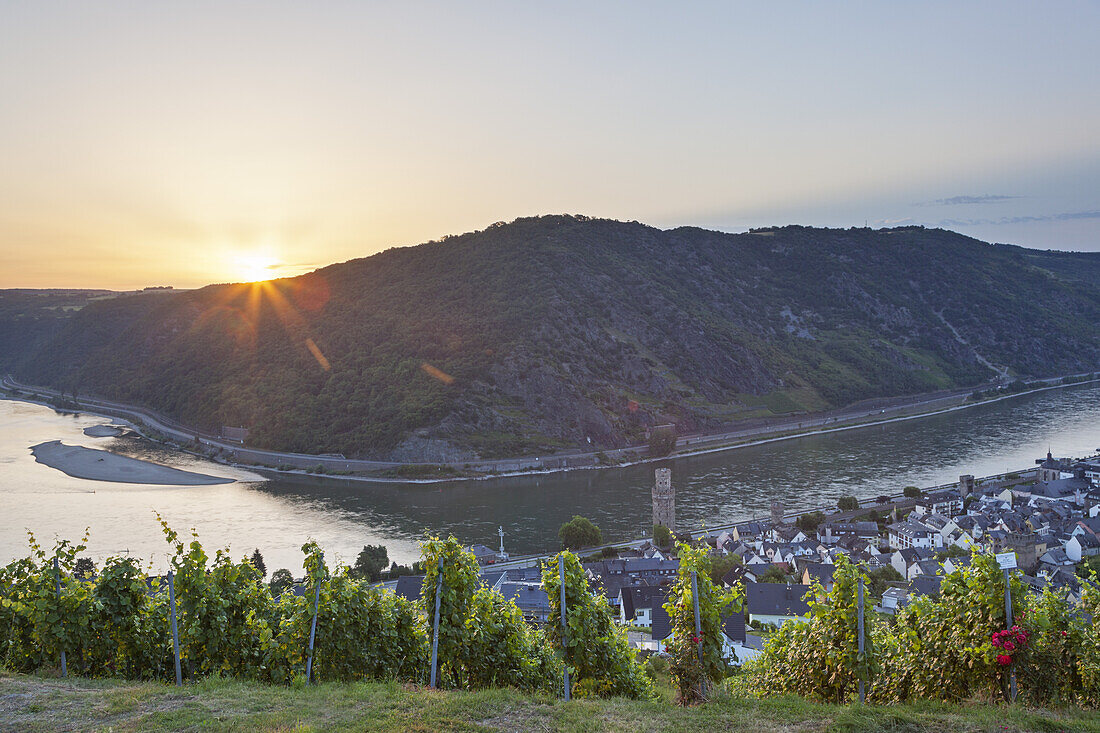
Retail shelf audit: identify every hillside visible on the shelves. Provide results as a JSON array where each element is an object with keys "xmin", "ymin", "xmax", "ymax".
[{"xmin": 2, "ymin": 217, "xmax": 1098, "ymax": 460}]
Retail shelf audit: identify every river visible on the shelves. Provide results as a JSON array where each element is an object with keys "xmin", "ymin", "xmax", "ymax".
[{"xmin": 2, "ymin": 382, "xmax": 1099, "ymax": 574}]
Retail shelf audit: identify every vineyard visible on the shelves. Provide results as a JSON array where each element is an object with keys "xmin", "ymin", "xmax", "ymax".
[{"xmin": 4, "ymin": 521, "xmax": 1100, "ymax": 715}]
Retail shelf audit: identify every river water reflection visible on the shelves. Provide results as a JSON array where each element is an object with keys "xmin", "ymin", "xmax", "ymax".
[{"xmin": 2, "ymin": 382, "xmax": 1098, "ymax": 573}]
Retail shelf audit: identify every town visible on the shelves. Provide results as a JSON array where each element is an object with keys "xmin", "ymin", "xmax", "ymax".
[{"xmin": 385, "ymin": 450, "xmax": 1100, "ymax": 666}]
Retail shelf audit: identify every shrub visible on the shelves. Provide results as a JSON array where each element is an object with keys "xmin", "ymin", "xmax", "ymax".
[
  {"xmin": 541, "ymin": 551, "xmax": 651, "ymax": 699},
  {"xmin": 663, "ymin": 543, "xmax": 741, "ymax": 704},
  {"xmin": 558, "ymin": 516, "xmax": 602, "ymax": 549}
]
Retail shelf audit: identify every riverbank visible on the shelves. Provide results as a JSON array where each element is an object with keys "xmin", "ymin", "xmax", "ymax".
[
  {"xmin": 3, "ymin": 372, "xmax": 1098, "ymax": 485},
  {"xmin": 30, "ymin": 440, "xmax": 235, "ymax": 486},
  {"xmin": 3, "ymin": 671, "xmax": 1097, "ymax": 732}
]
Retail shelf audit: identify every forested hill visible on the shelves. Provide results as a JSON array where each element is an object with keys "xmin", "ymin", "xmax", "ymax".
[{"xmin": 2, "ymin": 217, "xmax": 1099, "ymax": 461}]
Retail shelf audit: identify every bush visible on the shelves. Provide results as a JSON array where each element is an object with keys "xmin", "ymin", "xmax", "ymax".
[
  {"xmin": 559, "ymin": 516, "xmax": 602, "ymax": 549},
  {"xmin": 837, "ymin": 496, "xmax": 859, "ymax": 511},
  {"xmin": 653, "ymin": 524, "xmax": 673, "ymax": 549},
  {"xmin": 541, "ymin": 552, "xmax": 651, "ymax": 699},
  {"xmin": 663, "ymin": 543, "xmax": 742, "ymax": 704},
  {"xmin": 754, "ymin": 555, "xmax": 874, "ymax": 703},
  {"xmin": 903, "ymin": 486, "xmax": 922, "ymax": 498}
]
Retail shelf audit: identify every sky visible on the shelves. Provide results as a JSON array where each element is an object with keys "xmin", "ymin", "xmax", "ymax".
[{"xmin": 1, "ymin": 1, "xmax": 1098, "ymax": 289}]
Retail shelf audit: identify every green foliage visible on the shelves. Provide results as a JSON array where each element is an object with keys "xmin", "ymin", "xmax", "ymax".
[
  {"xmin": 934, "ymin": 545, "xmax": 967, "ymax": 561},
  {"xmin": 757, "ymin": 566, "xmax": 789, "ymax": 584},
  {"xmin": 541, "ymin": 552, "xmax": 652, "ymax": 699},
  {"xmin": 663, "ymin": 543, "xmax": 741, "ymax": 704},
  {"xmin": 350, "ymin": 544, "xmax": 388, "ymax": 582},
  {"xmin": 903, "ymin": 486, "xmax": 922, "ymax": 498},
  {"xmin": 558, "ymin": 515, "xmax": 602, "ymax": 550},
  {"xmin": 865, "ymin": 565, "xmax": 904, "ymax": 599},
  {"xmin": 837, "ymin": 496, "xmax": 859, "ymax": 511},
  {"xmin": 249, "ymin": 549, "xmax": 267, "ymax": 579},
  {"xmin": 708, "ymin": 553, "xmax": 742, "ymax": 585},
  {"xmin": 653, "ymin": 524, "xmax": 672, "ymax": 550},
  {"xmin": 647, "ymin": 427, "xmax": 677, "ymax": 457},
  {"xmin": 269, "ymin": 569, "xmax": 293, "ymax": 597},
  {"xmin": 795, "ymin": 511, "xmax": 826, "ymax": 533},
  {"xmin": 419, "ymin": 536, "xmax": 554, "ymax": 692}
]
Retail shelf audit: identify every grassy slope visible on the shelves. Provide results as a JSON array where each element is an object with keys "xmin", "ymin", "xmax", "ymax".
[{"xmin": 3, "ymin": 672, "xmax": 1100, "ymax": 733}]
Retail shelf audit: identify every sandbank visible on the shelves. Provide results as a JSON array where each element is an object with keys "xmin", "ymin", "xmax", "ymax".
[
  {"xmin": 83, "ymin": 424, "xmax": 125, "ymax": 437},
  {"xmin": 30, "ymin": 441, "xmax": 234, "ymax": 485}
]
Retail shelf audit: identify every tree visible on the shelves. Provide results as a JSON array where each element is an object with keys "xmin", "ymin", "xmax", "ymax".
[
  {"xmin": 903, "ymin": 486, "xmax": 922, "ymax": 498},
  {"xmin": 653, "ymin": 524, "xmax": 673, "ymax": 549},
  {"xmin": 757, "ymin": 565, "xmax": 789, "ymax": 583},
  {"xmin": 647, "ymin": 427, "xmax": 677, "ymax": 457},
  {"xmin": 837, "ymin": 496, "xmax": 859, "ymax": 511},
  {"xmin": 73, "ymin": 557, "xmax": 96, "ymax": 579},
  {"xmin": 866, "ymin": 564, "xmax": 904, "ymax": 598},
  {"xmin": 351, "ymin": 545, "xmax": 389, "ymax": 582},
  {"xmin": 709, "ymin": 553, "xmax": 742, "ymax": 585},
  {"xmin": 270, "ymin": 568, "xmax": 294, "ymax": 597},
  {"xmin": 935, "ymin": 545, "xmax": 968, "ymax": 562},
  {"xmin": 796, "ymin": 511, "xmax": 826, "ymax": 533},
  {"xmin": 559, "ymin": 516, "xmax": 602, "ymax": 549},
  {"xmin": 249, "ymin": 549, "xmax": 267, "ymax": 578}
]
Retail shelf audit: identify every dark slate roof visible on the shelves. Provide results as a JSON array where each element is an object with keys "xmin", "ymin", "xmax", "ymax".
[
  {"xmin": 621, "ymin": 585, "xmax": 668, "ymax": 618},
  {"xmin": 395, "ymin": 574, "xmax": 424, "ymax": 602},
  {"xmin": 498, "ymin": 583, "xmax": 551, "ymax": 615},
  {"xmin": 908, "ymin": 575, "xmax": 942, "ymax": 599},
  {"xmin": 722, "ymin": 611, "xmax": 747, "ymax": 644},
  {"xmin": 802, "ymin": 564, "xmax": 836, "ymax": 584},
  {"xmin": 721, "ymin": 565, "xmax": 748, "ymax": 587},
  {"xmin": 651, "ymin": 601, "xmax": 672, "ymax": 640},
  {"xmin": 744, "ymin": 582, "xmax": 811, "ymax": 617}
]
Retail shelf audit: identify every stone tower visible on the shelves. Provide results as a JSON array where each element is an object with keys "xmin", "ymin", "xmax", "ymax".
[
  {"xmin": 770, "ymin": 501, "xmax": 784, "ymax": 527},
  {"xmin": 958, "ymin": 474, "xmax": 975, "ymax": 498},
  {"xmin": 653, "ymin": 468, "xmax": 675, "ymax": 532}
]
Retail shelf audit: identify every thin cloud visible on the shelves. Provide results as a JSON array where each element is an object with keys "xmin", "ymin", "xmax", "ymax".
[
  {"xmin": 917, "ymin": 194, "xmax": 1021, "ymax": 206},
  {"xmin": 939, "ymin": 210, "xmax": 1100, "ymax": 227}
]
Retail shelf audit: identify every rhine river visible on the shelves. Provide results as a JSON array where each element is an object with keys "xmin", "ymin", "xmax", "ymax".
[{"xmin": 2, "ymin": 382, "xmax": 1099, "ymax": 574}]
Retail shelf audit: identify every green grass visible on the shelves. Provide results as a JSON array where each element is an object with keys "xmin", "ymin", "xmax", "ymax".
[{"xmin": 4, "ymin": 671, "xmax": 1100, "ymax": 732}]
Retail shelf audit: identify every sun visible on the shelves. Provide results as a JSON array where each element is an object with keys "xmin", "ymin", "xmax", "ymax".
[{"xmin": 233, "ymin": 253, "xmax": 278, "ymax": 283}]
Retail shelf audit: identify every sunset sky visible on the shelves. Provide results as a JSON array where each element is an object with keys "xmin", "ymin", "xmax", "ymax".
[{"xmin": 1, "ymin": 1, "xmax": 1098, "ymax": 289}]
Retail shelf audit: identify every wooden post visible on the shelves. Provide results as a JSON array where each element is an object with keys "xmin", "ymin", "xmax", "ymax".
[
  {"xmin": 429, "ymin": 573, "xmax": 443, "ymax": 688},
  {"xmin": 168, "ymin": 570, "xmax": 182, "ymax": 686},
  {"xmin": 559, "ymin": 555, "xmax": 570, "ymax": 700},
  {"xmin": 52, "ymin": 557, "xmax": 67, "ymax": 678},
  {"xmin": 691, "ymin": 571, "xmax": 704, "ymax": 698},
  {"xmin": 858, "ymin": 575, "xmax": 865, "ymax": 703},
  {"xmin": 1004, "ymin": 568, "xmax": 1016, "ymax": 702},
  {"xmin": 305, "ymin": 556, "xmax": 322, "ymax": 684}
]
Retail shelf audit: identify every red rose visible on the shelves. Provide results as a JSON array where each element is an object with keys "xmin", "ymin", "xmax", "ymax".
[
  {"xmin": 692, "ymin": 636, "xmax": 700, "ymax": 643},
  {"xmin": 997, "ymin": 654, "xmax": 1012, "ymax": 666},
  {"xmin": 1003, "ymin": 641, "xmax": 1015, "ymax": 652},
  {"xmin": 1062, "ymin": 631, "xmax": 1068, "ymax": 637}
]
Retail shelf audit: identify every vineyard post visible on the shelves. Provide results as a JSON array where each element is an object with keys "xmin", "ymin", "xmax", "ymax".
[
  {"xmin": 857, "ymin": 574, "xmax": 865, "ymax": 703},
  {"xmin": 52, "ymin": 557, "xmax": 67, "ymax": 678},
  {"xmin": 429, "ymin": 573, "xmax": 443, "ymax": 688},
  {"xmin": 691, "ymin": 570, "xmax": 704, "ymax": 698},
  {"xmin": 559, "ymin": 555, "xmax": 570, "ymax": 700},
  {"xmin": 305, "ymin": 553, "xmax": 322, "ymax": 684},
  {"xmin": 1004, "ymin": 567, "xmax": 1016, "ymax": 702},
  {"xmin": 168, "ymin": 570, "xmax": 182, "ymax": 686}
]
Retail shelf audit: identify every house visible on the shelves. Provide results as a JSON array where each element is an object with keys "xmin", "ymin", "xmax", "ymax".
[
  {"xmin": 818, "ymin": 521, "xmax": 879, "ymax": 545},
  {"xmin": 469, "ymin": 545, "xmax": 499, "ymax": 565},
  {"xmin": 619, "ymin": 586, "xmax": 668, "ymax": 629},
  {"xmin": 498, "ymin": 582, "xmax": 552, "ymax": 623},
  {"xmin": 908, "ymin": 575, "xmax": 943, "ymax": 600},
  {"xmin": 1039, "ymin": 547, "xmax": 1075, "ymax": 569},
  {"xmin": 887, "ymin": 521, "xmax": 941, "ymax": 550},
  {"xmin": 914, "ymin": 490, "xmax": 963, "ymax": 518},
  {"xmin": 745, "ymin": 582, "xmax": 811, "ymax": 627},
  {"xmin": 721, "ymin": 610, "xmax": 763, "ymax": 664},
  {"xmin": 890, "ymin": 547, "xmax": 933, "ymax": 578},
  {"xmin": 800, "ymin": 564, "xmax": 836, "ymax": 592},
  {"xmin": 1067, "ymin": 533, "xmax": 1100, "ymax": 562},
  {"xmin": 876, "ymin": 587, "xmax": 909, "ymax": 615}
]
